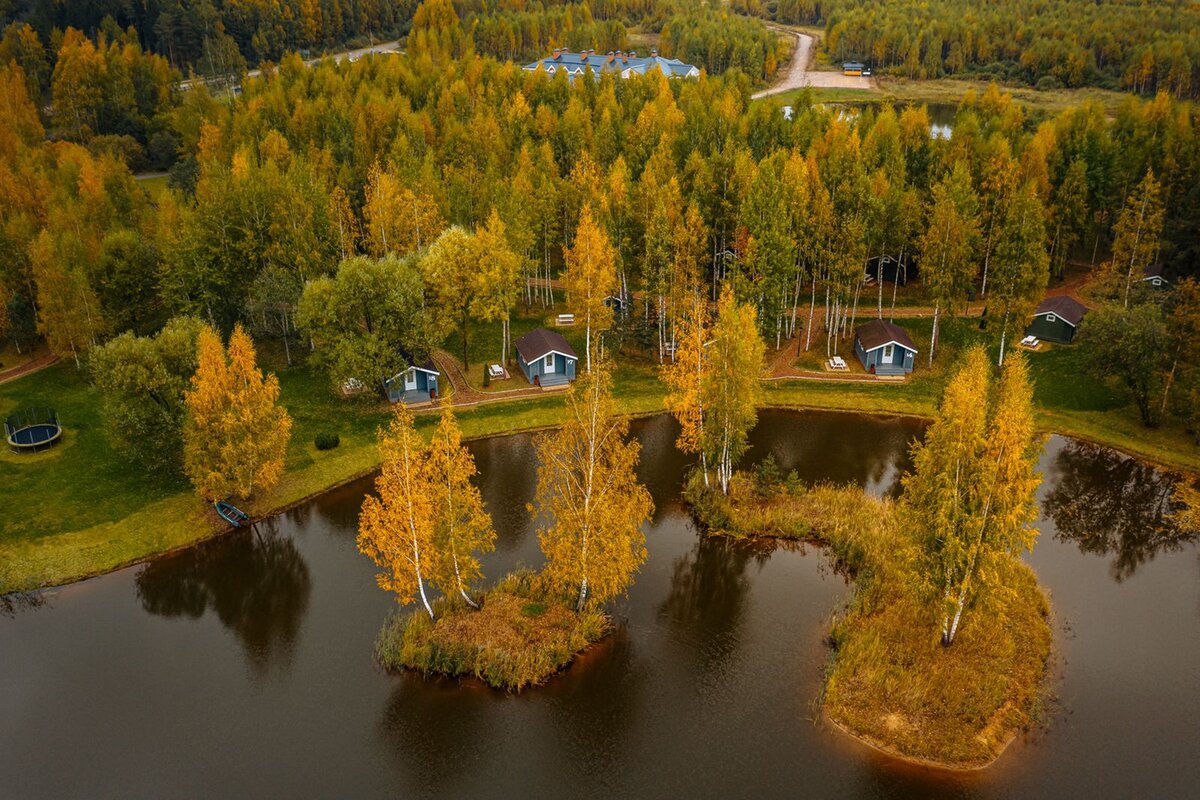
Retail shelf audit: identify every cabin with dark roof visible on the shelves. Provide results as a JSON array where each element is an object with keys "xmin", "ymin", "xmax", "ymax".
[
  {"xmin": 385, "ymin": 357, "xmax": 440, "ymax": 404},
  {"xmin": 1025, "ymin": 296, "xmax": 1088, "ymax": 344},
  {"xmin": 853, "ymin": 319, "xmax": 917, "ymax": 375},
  {"xmin": 515, "ymin": 328, "xmax": 577, "ymax": 387},
  {"xmin": 1142, "ymin": 263, "xmax": 1169, "ymax": 289},
  {"xmin": 865, "ymin": 253, "xmax": 917, "ymax": 286}
]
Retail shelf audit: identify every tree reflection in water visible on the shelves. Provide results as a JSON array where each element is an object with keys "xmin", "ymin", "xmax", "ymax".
[
  {"xmin": 135, "ymin": 520, "xmax": 312, "ymax": 673},
  {"xmin": 1042, "ymin": 441, "xmax": 1197, "ymax": 581},
  {"xmin": 658, "ymin": 535, "xmax": 772, "ymax": 673}
]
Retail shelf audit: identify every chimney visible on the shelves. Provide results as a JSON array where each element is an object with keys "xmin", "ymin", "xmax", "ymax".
[
  {"xmin": 629, "ymin": 50, "xmax": 637, "ymax": 58},
  {"xmin": 553, "ymin": 48, "xmax": 561, "ymax": 60},
  {"xmin": 650, "ymin": 49, "xmax": 658, "ymax": 58}
]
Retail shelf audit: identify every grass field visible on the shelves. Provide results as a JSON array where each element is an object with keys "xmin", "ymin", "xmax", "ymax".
[
  {"xmin": 1, "ymin": 307, "xmax": 1196, "ymax": 593},
  {"xmin": 754, "ymin": 76, "xmax": 1133, "ymax": 119}
]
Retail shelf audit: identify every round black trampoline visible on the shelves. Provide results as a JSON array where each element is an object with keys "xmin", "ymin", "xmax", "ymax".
[{"xmin": 6, "ymin": 408, "xmax": 63, "ymax": 453}]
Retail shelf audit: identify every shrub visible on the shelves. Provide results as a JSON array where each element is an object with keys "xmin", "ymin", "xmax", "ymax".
[
  {"xmin": 1035, "ymin": 75, "xmax": 1063, "ymax": 91},
  {"xmin": 314, "ymin": 432, "xmax": 340, "ymax": 450},
  {"xmin": 483, "ymin": 365, "xmax": 491, "ymax": 387},
  {"xmin": 753, "ymin": 454, "xmax": 782, "ymax": 495}
]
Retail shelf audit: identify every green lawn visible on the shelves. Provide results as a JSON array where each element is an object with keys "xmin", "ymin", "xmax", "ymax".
[
  {"xmin": 134, "ymin": 173, "xmax": 171, "ymax": 201},
  {"xmin": 1, "ymin": 311, "xmax": 1196, "ymax": 593}
]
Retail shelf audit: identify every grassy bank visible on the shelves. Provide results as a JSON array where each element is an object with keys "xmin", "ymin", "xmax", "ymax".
[
  {"xmin": 375, "ymin": 571, "xmax": 610, "ymax": 691},
  {"xmin": 0, "ymin": 347, "xmax": 664, "ymax": 593},
  {"xmin": 689, "ymin": 473, "xmax": 1052, "ymax": 768},
  {"xmin": 770, "ymin": 315, "xmax": 1200, "ymax": 473},
  {"xmin": 2, "ymin": 310, "xmax": 1197, "ymax": 593},
  {"xmin": 757, "ymin": 77, "xmax": 1132, "ymax": 118}
]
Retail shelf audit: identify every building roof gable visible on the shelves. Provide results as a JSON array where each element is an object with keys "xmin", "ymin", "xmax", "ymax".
[
  {"xmin": 516, "ymin": 328, "xmax": 578, "ymax": 362},
  {"xmin": 1033, "ymin": 295, "xmax": 1088, "ymax": 326},
  {"xmin": 855, "ymin": 319, "xmax": 917, "ymax": 353}
]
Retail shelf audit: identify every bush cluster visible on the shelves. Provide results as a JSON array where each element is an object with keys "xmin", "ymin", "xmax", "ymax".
[{"xmin": 314, "ymin": 432, "xmax": 340, "ymax": 450}]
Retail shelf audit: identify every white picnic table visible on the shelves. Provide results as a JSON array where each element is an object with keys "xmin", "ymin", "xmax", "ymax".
[
  {"xmin": 1020, "ymin": 335, "xmax": 1040, "ymax": 348},
  {"xmin": 828, "ymin": 356, "xmax": 848, "ymax": 370},
  {"xmin": 488, "ymin": 364, "xmax": 506, "ymax": 379}
]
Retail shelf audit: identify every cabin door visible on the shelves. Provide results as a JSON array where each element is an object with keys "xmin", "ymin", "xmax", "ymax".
[
  {"xmin": 544, "ymin": 354, "xmax": 556, "ymax": 374},
  {"xmin": 404, "ymin": 370, "xmax": 417, "ymax": 391}
]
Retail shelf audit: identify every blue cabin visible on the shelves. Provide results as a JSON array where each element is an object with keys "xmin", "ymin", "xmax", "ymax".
[
  {"xmin": 515, "ymin": 328, "xmax": 577, "ymax": 387},
  {"xmin": 854, "ymin": 319, "xmax": 917, "ymax": 376},
  {"xmin": 385, "ymin": 358, "xmax": 440, "ymax": 404}
]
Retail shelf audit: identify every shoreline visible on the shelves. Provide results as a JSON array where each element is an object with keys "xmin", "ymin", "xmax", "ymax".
[
  {"xmin": 822, "ymin": 710, "xmax": 1018, "ymax": 772},
  {"xmin": 2, "ymin": 395, "xmax": 1195, "ymax": 596}
]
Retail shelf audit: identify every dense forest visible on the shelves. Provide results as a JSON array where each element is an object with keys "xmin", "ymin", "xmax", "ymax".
[
  {"xmin": 1, "ymin": 1, "xmax": 781, "ymax": 82},
  {"xmin": 733, "ymin": 0, "xmax": 1200, "ymax": 97},
  {"xmin": 0, "ymin": 1, "xmax": 781, "ymax": 173},
  {"xmin": 2, "ymin": 0, "xmax": 1200, "ymax": 430}
]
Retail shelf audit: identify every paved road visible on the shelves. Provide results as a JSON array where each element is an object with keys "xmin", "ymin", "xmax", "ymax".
[
  {"xmin": 752, "ymin": 27, "xmax": 876, "ymax": 99},
  {"xmin": 178, "ymin": 40, "xmax": 402, "ymax": 91}
]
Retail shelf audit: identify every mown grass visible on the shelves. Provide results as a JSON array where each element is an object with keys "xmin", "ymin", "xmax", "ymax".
[
  {"xmin": 688, "ymin": 473, "xmax": 1052, "ymax": 768},
  {"xmin": 0, "ymin": 338, "xmax": 665, "ymax": 593},
  {"xmin": 2, "ymin": 308, "xmax": 1196, "ymax": 593},
  {"xmin": 375, "ymin": 571, "xmax": 610, "ymax": 691}
]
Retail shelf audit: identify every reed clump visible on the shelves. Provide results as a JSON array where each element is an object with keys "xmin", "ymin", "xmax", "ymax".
[{"xmin": 375, "ymin": 571, "xmax": 610, "ymax": 691}]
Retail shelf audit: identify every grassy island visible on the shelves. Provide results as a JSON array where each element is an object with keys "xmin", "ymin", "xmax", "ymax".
[
  {"xmin": 375, "ymin": 572, "xmax": 610, "ymax": 691},
  {"xmin": 687, "ymin": 469, "xmax": 1052, "ymax": 768}
]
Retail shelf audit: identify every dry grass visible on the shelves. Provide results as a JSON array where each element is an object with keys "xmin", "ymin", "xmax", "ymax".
[
  {"xmin": 375, "ymin": 571, "xmax": 610, "ymax": 691},
  {"xmin": 689, "ymin": 473, "xmax": 1052, "ymax": 768}
]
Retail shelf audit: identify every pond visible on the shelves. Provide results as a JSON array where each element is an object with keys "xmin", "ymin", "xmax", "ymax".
[
  {"xmin": 2, "ymin": 410, "xmax": 1197, "ymax": 798},
  {"xmin": 819, "ymin": 102, "xmax": 957, "ymax": 140}
]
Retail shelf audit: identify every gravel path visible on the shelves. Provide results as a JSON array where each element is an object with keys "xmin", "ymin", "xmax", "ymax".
[{"xmin": 752, "ymin": 26, "xmax": 877, "ymax": 99}]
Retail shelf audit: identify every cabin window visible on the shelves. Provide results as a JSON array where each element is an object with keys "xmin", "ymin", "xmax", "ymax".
[
  {"xmin": 544, "ymin": 354, "xmax": 554, "ymax": 372},
  {"xmin": 1046, "ymin": 314, "xmax": 1057, "ymax": 323},
  {"xmin": 883, "ymin": 344, "xmax": 894, "ymax": 361}
]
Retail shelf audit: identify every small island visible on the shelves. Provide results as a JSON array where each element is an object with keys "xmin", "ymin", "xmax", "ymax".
[
  {"xmin": 358, "ymin": 362, "xmax": 652, "ymax": 691},
  {"xmin": 375, "ymin": 571, "xmax": 610, "ymax": 691},
  {"xmin": 681, "ymin": 345, "xmax": 1053, "ymax": 769}
]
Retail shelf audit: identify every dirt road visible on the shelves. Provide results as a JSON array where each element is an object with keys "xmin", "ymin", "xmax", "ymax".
[{"xmin": 752, "ymin": 27, "xmax": 876, "ymax": 100}]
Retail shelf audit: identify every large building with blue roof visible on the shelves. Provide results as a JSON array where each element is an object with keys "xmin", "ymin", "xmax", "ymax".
[{"xmin": 523, "ymin": 48, "xmax": 700, "ymax": 81}]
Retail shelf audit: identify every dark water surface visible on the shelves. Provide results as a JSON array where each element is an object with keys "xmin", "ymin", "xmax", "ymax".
[{"xmin": 2, "ymin": 410, "xmax": 1197, "ymax": 798}]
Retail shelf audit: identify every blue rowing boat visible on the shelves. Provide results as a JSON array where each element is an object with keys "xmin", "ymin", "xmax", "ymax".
[{"xmin": 215, "ymin": 500, "xmax": 250, "ymax": 527}]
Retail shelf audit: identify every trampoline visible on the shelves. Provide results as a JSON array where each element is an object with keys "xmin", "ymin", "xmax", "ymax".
[{"xmin": 6, "ymin": 408, "xmax": 63, "ymax": 453}]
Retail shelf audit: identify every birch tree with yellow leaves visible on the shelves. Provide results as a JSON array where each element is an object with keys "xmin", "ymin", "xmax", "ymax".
[
  {"xmin": 533, "ymin": 363, "xmax": 653, "ymax": 611},
  {"xmin": 704, "ymin": 286, "xmax": 766, "ymax": 494},
  {"xmin": 662, "ymin": 295, "xmax": 712, "ymax": 486},
  {"xmin": 563, "ymin": 204, "xmax": 617, "ymax": 372},
  {"xmin": 183, "ymin": 324, "xmax": 292, "ymax": 501},
  {"xmin": 902, "ymin": 346, "xmax": 1042, "ymax": 646},
  {"xmin": 427, "ymin": 405, "xmax": 496, "ymax": 608},
  {"xmin": 358, "ymin": 404, "xmax": 438, "ymax": 620},
  {"xmin": 473, "ymin": 209, "xmax": 523, "ymax": 365}
]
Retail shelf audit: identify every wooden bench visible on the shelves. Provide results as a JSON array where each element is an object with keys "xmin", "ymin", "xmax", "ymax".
[{"xmin": 555, "ymin": 313, "xmax": 575, "ymax": 327}]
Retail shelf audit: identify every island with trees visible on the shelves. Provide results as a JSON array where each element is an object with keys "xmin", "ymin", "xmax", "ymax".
[
  {"xmin": 676, "ymin": 333, "xmax": 1051, "ymax": 767},
  {"xmin": 359, "ymin": 365, "xmax": 652, "ymax": 690}
]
